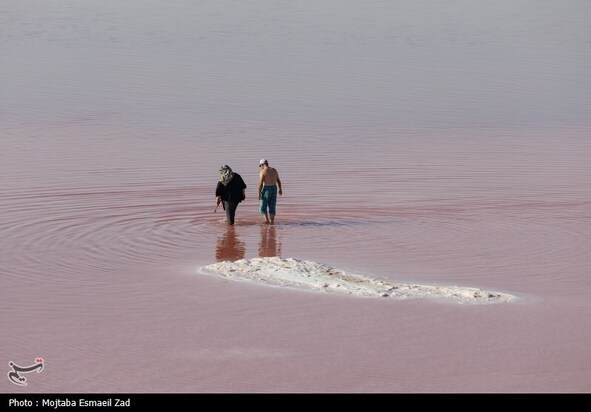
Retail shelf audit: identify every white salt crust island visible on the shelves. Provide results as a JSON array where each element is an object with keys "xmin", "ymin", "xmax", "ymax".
[{"xmin": 201, "ymin": 257, "xmax": 516, "ymax": 304}]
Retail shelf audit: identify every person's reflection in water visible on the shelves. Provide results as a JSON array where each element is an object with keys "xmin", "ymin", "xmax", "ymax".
[
  {"xmin": 215, "ymin": 226, "xmax": 245, "ymax": 262},
  {"xmin": 258, "ymin": 224, "xmax": 281, "ymax": 258}
]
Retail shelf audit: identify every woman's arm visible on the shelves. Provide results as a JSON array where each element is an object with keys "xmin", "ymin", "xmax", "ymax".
[{"xmin": 215, "ymin": 182, "xmax": 224, "ymax": 204}]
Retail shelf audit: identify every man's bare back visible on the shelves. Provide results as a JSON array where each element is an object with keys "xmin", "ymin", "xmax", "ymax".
[{"xmin": 260, "ymin": 166, "xmax": 279, "ymax": 186}]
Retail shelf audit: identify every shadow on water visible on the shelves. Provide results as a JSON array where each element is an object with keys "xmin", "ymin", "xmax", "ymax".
[
  {"xmin": 276, "ymin": 218, "xmax": 396, "ymax": 228},
  {"xmin": 215, "ymin": 226, "xmax": 245, "ymax": 262}
]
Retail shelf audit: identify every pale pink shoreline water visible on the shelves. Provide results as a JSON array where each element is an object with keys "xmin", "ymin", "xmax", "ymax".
[{"xmin": 2, "ymin": 0, "xmax": 591, "ymax": 392}]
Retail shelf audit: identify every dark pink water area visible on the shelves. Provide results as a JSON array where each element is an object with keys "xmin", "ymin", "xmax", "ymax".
[
  {"xmin": 2, "ymin": 127, "xmax": 590, "ymax": 393},
  {"xmin": 2, "ymin": 0, "xmax": 591, "ymax": 393}
]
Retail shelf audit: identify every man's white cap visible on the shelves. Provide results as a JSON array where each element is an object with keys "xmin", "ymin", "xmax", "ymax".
[{"xmin": 259, "ymin": 158, "xmax": 268, "ymax": 165}]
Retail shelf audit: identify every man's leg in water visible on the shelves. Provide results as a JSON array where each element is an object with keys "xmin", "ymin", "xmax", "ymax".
[
  {"xmin": 268, "ymin": 187, "xmax": 277, "ymax": 224},
  {"xmin": 260, "ymin": 191, "xmax": 270, "ymax": 224}
]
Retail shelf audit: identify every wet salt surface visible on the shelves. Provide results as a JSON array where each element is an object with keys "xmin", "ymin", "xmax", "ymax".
[{"xmin": 202, "ymin": 257, "xmax": 517, "ymax": 303}]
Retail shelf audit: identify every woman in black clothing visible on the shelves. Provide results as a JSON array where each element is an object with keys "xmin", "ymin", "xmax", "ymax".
[{"xmin": 216, "ymin": 165, "xmax": 247, "ymax": 225}]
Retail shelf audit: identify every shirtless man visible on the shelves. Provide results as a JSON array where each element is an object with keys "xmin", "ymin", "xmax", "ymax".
[{"xmin": 258, "ymin": 159, "xmax": 283, "ymax": 224}]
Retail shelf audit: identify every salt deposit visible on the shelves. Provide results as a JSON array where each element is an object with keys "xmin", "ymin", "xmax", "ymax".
[{"xmin": 202, "ymin": 257, "xmax": 516, "ymax": 304}]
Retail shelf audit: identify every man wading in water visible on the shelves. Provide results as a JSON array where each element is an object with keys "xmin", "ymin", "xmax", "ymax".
[{"xmin": 258, "ymin": 159, "xmax": 283, "ymax": 224}]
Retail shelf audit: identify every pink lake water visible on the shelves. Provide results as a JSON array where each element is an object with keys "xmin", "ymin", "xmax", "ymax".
[{"xmin": 1, "ymin": 0, "xmax": 591, "ymax": 392}]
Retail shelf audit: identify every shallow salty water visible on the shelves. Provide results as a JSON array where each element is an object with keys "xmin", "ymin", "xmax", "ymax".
[{"xmin": 1, "ymin": 0, "xmax": 591, "ymax": 392}]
